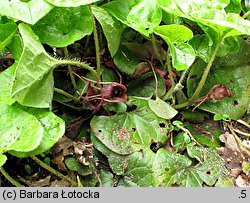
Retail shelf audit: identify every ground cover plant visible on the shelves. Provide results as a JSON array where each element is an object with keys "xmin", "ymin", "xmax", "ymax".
[{"xmin": 0, "ymin": 0, "xmax": 250, "ymax": 187}]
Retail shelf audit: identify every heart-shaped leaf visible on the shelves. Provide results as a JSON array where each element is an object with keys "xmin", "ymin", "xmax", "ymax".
[
  {"xmin": 32, "ymin": 6, "xmax": 93, "ymax": 47},
  {"xmin": 0, "ymin": 0, "xmax": 53, "ymax": 24}
]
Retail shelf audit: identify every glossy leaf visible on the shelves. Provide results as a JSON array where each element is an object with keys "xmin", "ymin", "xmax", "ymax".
[
  {"xmin": 113, "ymin": 46, "xmax": 140, "ymax": 75},
  {"xmin": 0, "ymin": 22, "xmax": 17, "ymax": 51},
  {"xmin": 148, "ymin": 97, "xmax": 178, "ymax": 120},
  {"xmin": 91, "ymin": 97, "xmax": 169, "ymax": 155},
  {"xmin": 92, "ymin": 5, "xmax": 124, "ymax": 57},
  {"xmin": 127, "ymin": 72, "xmax": 166, "ymax": 98},
  {"xmin": 9, "ymin": 108, "xmax": 65, "ymax": 157},
  {"xmin": 187, "ymin": 39, "xmax": 250, "ymax": 119},
  {"xmin": 157, "ymin": 0, "xmax": 250, "ymax": 40},
  {"xmin": 46, "ymin": 0, "xmax": 99, "ymax": 7},
  {"xmin": 0, "ymin": 102, "xmax": 43, "ymax": 154},
  {"xmin": 0, "ymin": 0, "xmax": 53, "ymax": 24},
  {"xmin": 154, "ymin": 25, "xmax": 195, "ymax": 70},
  {"xmin": 189, "ymin": 35, "xmax": 212, "ymax": 63},
  {"xmin": 123, "ymin": 150, "xmax": 157, "ymax": 187},
  {"xmin": 11, "ymin": 23, "xmax": 61, "ymax": 108},
  {"xmin": 102, "ymin": 0, "xmax": 161, "ymax": 36},
  {"xmin": 32, "ymin": 6, "xmax": 93, "ymax": 47}
]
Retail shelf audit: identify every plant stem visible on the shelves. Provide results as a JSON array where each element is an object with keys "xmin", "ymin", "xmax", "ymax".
[
  {"xmin": 162, "ymin": 50, "xmax": 175, "ymax": 100},
  {"xmin": 173, "ymin": 40, "xmax": 222, "ymax": 109},
  {"xmin": 152, "ymin": 34, "xmax": 164, "ymax": 67},
  {"xmin": 0, "ymin": 167, "xmax": 24, "ymax": 187},
  {"xmin": 89, "ymin": 5, "xmax": 101, "ymax": 79},
  {"xmin": 243, "ymin": 10, "xmax": 250, "ymax": 19},
  {"xmin": 63, "ymin": 47, "xmax": 78, "ymax": 90},
  {"xmin": 54, "ymin": 87, "xmax": 79, "ymax": 101},
  {"xmin": 31, "ymin": 156, "xmax": 76, "ymax": 186}
]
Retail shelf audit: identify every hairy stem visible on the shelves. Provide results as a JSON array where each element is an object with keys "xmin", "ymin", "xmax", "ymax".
[
  {"xmin": 31, "ymin": 156, "xmax": 76, "ymax": 186},
  {"xmin": 63, "ymin": 47, "xmax": 78, "ymax": 90},
  {"xmin": 243, "ymin": 10, "xmax": 250, "ymax": 19},
  {"xmin": 0, "ymin": 167, "xmax": 24, "ymax": 187},
  {"xmin": 55, "ymin": 59, "xmax": 99, "ymax": 79}
]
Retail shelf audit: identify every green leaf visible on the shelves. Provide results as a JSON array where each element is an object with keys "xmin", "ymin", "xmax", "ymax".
[
  {"xmin": 126, "ymin": 0, "xmax": 162, "ymax": 35},
  {"xmin": 11, "ymin": 23, "xmax": 61, "ymax": 108},
  {"xmin": 91, "ymin": 97, "xmax": 169, "ymax": 155},
  {"xmin": 127, "ymin": 72, "xmax": 166, "ymax": 97},
  {"xmin": 92, "ymin": 5, "xmax": 124, "ymax": 57},
  {"xmin": 0, "ymin": 102, "xmax": 43, "ymax": 154},
  {"xmin": 225, "ymin": 0, "xmax": 242, "ymax": 14},
  {"xmin": 148, "ymin": 97, "xmax": 178, "ymax": 120},
  {"xmin": 154, "ymin": 25, "xmax": 195, "ymax": 71},
  {"xmin": 123, "ymin": 150, "xmax": 157, "ymax": 187},
  {"xmin": 45, "ymin": 0, "xmax": 100, "ymax": 7},
  {"xmin": 189, "ymin": 35, "xmax": 212, "ymax": 63},
  {"xmin": 99, "ymin": 170, "xmax": 114, "ymax": 187},
  {"xmin": 0, "ymin": 154, "xmax": 7, "ymax": 167},
  {"xmin": 153, "ymin": 148, "xmax": 194, "ymax": 187},
  {"xmin": 187, "ymin": 39, "xmax": 250, "ymax": 119},
  {"xmin": 9, "ymin": 108, "xmax": 65, "ymax": 157},
  {"xmin": 0, "ymin": 64, "xmax": 16, "ymax": 105},
  {"xmin": 157, "ymin": 0, "xmax": 250, "ymax": 40},
  {"xmin": 65, "ymin": 157, "xmax": 94, "ymax": 176},
  {"xmin": 7, "ymin": 34, "xmax": 23, "ymax": 60},
  {"xmin": 91, "ymin": 133, "xmax": 127, "ymax": 175},
  {"xmin": 0, "ymin": 0, "xmax": 53, "ymax": 24},
  {"xmin": 0, "ymin": 22, "xmax": 17, "ymax": 51},
  {"xmin": 102, "ymin": 0, "xmax": 161, "ymax": 36},
  {"xmin": 32, "ymin": 6, "xmax": 93, "ymax": 47},
  {"xmin": 173, "ymin": 133, "xmax": 191, "ymax": 152},
  {"xmin": 113, "ymin": 46, "xmax": 140, "ymax": 75},
  {"xmin": 187, "ymin": 145, "xmax": 234, "ymax": 187}
]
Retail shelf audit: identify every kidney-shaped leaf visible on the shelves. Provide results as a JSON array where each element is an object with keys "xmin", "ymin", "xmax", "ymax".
[
  {"xmin": 32, "ymin": 6, "xmax": 93, "ymax": 47},
  {"xmin": 154, "ymin": 25, "xmax": 195, "ymax": 71},
  {"xmin": 11, "ymin": 23, "xmax": 61, "ymax": 108},
  {"xmin": 0, "ymin": 0, "xmax": 53, "ymax": 24},
  {"xmin": 187, "ymin": 39, "xmax": 250, "ymax": 119},
  {"xmin": 45, "ymin": 0, "xmax": 99, "ymax": 7},
  {"xmin": 9, "ymin": 108, "xmax": 65, "ymax": 157},
  {"xmin": 91, "ymin": 97, "xmax": 169, "ymax": 155},
  {"xmin": 0, "ymin": 102, "xmax": 43, "ymax": 154}
]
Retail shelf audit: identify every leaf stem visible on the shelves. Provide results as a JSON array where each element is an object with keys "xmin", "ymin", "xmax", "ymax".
[
  {"xmin": 173, "ymin": 40, "xmax": 222, "ymax": 109},
  {"xmin": 90, "ymin": 5, "xmax": 101, "ymax": 79},
  {"xmin": 31, "ymin": 156, "xmax": 76, "ymax": 186},
  {"xmin": 63, "ymin": 47, "xmax": 78, "ymax": 90},
  {"xmin": 152, "ymin": 34, "xmax": 164, "ymax": 67},
  {"xmin": 243, "ymin": 10, "xmax": 250, "ymax": 19},
  {"xmin": 0, "ymin": 167, "xmax": 24, "ymax": 187},
  {"xmin": 162, "ymin": 50, "xmax": 175, "ymax": 100},
  {"xmin": 54, "ymin": 87, "xmax": 79, "ymax": 102}
]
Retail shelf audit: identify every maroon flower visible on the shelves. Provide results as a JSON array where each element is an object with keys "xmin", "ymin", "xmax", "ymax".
[{"xmin": 101, "ymin": 83, "xmax": 127, "ymax": 102}]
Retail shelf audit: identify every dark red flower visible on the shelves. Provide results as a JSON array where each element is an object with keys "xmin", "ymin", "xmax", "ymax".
[{"xmin": 101, "ymin": 83, "xmax": 127, "ymax": 102}]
